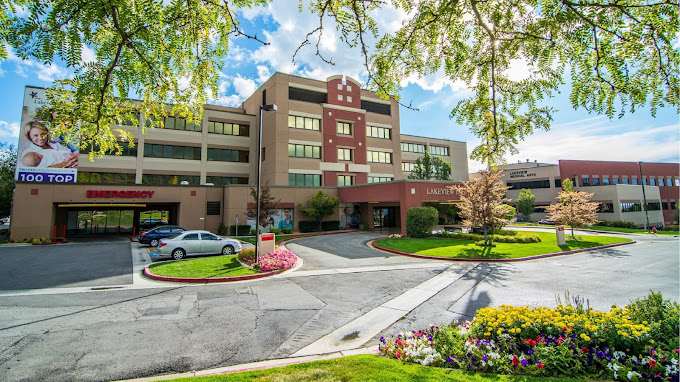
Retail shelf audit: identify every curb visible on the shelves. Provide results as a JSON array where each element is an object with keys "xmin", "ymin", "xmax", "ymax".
[
  {"xmin": 118, "ymin": 346, "xmax": 379, "ymax": 381},
  {"xmin": 368, "ymin": 239, "xmax": 636, "ymax": 263},
  {"xmin": 142, "ymin": 266, "xmax": 286, "ymax": 283}
]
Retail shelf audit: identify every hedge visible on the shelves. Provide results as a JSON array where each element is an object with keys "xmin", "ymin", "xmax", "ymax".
[
  {"xmin": 299, "ymin": 220, "xmax": 341, "ymax": 233},
  {"xmin": 406, "ymin": 207, "xmax": 438, "ymax": 238},
  {"xmin": 229, "ymin": 224, "xmax": 252, "ymax": 236},
  {"xmin": 435, "ymin": 231, "xmax": 541, "ymax": 243}
]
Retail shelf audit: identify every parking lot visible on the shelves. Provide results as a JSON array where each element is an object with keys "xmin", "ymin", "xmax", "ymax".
[{"xmin": 0, "ymin": 240, "xmax": 133, "ymax": 291}]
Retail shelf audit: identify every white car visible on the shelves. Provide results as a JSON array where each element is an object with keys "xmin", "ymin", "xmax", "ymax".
[{"xmin": 151, "ymin": 230, "xmax": 242, "ymax": 260}]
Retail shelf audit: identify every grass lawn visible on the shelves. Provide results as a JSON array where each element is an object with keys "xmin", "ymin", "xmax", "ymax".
[
  {"xmin": 169, "ymin": 354, "xmax": 596, "ymax": 382},
  {"xmin": 510, "ymin": 223, "xmax": 679, "ymax": 236},
  {"xmin": 375, "ymin": 231, "xmax": 632, "ymax": 260},
  {"xmin": 585, "ymin": 225, "xmax": 679, "ymax": 235},
  {"xmin": 148, "ymin": 255, "xmax": 258, "ymax": 278}
]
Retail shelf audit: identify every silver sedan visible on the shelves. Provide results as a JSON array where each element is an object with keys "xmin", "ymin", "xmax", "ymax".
[{"xmin": 151, "ymin": 230, "xmax": 242, "ymax": 260}]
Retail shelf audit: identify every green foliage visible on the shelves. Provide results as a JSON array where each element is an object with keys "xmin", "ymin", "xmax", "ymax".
[
  {"xmin": 4, "ymin": 0, "xmax": 268, "ymax": 158},
  {"xmin": 298, "ymin": 191, "xmax": 339, "ymax": 230},
  {"xmin": 423, "ymin": 202, "xmax": 460, "ymax": 225},
  {"xmin": 436, "ymin": 231, "xmax": 541, "ymax": 243},
  {"xmin": 561, "ymin": 178, "xmax": 574, "ymax": 192},
  {"xmin": 516, "ymin": 189, "xmax": 536, "ymax": 221},
  {"xmin": 628, "ymin": 291, "xmax": 680, "ymax": 349},
  {"xmin": 0, "ymin": 145, "xmax": 16, "ymax": 217},
  {"xmin": 407, "ymin": 151, "xmax": 452, "ymax": 181},
  {"xmin": 237, "ymin": 247, "xmax": 256, "ymax": 266},
  {"xmin": 308, "ymin": 0, "xmax": 678, "ymax": 165},
  {"xmin": 217, "ymin": 223, "xmax": 227, "ymax": 236},
  {"xmin": 229, "ymin": 225, "xmax": 252, "ymax": 236},
  {"xmin": 406, "ymin": 207, "xmax": 438, "ymax": 238},
  {"xmin": 433, "ymin": 326, "xmax": 467, "ymax": 368}
]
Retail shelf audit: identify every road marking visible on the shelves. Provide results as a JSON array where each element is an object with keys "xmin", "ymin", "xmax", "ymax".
[{"xmin": 291, "ymin": 264, "xmax": 479, "ymax": 357}]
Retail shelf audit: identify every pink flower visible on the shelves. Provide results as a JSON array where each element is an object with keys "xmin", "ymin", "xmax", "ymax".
[{"xmin": 256, "ymin": 247, "xmax": 298, "ymax": 272}]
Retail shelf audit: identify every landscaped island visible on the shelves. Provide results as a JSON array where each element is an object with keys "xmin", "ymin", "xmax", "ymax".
[{"xmin": 374, "ymin": 231, "xmax": 632, "ymax": 260}]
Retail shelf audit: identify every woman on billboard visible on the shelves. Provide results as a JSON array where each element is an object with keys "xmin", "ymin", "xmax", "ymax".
[{"xmin": 20, "ymin": 121, "xmax": 78, "ymax": 168}]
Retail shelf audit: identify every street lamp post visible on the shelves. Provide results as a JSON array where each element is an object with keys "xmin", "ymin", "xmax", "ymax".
[
  {"xmin": 255, "ymin": 103, "xmax": 277, "ymax": 263},
  {"xmin": 638, "ymin": 161, "xmax": 650, "ymax": 230}
]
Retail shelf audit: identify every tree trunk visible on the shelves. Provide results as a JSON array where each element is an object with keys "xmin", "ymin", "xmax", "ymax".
[{"xmin": 571, "ymin": 226, "xmax": 575, "ymax": 239}]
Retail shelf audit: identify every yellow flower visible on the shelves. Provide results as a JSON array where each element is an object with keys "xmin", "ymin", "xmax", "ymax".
[{"xmin": 580, "ymin": 333, "xmax": 591, "ymax": 342}]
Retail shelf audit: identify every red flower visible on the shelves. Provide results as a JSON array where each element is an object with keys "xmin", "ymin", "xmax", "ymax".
[
  {"xmin": 581, "ymin": 347, "xmax": 589, "ymax": 354},
  {"xmin": 523, "ymin": 339, "xmax": 537, "ymax": 347},
  {"xmin": 512, "ymin": 355, "xmax": 519, "ymax": 367},
  {"xmin": 537, "ymin": 362, "xmax": 545, "ymax": 369},
  {"xmin": 648, "ymin": 358, "xmax": 657, "ymax": 367},
  {"xmin": 395, "ymin": 350, "xmax": 402, "ymax": 359}
]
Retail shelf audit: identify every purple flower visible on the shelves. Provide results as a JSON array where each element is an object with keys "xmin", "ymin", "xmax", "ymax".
[
  {"xmin": 482, "ymin": 354, "xmax": 489, "ymax": 362},
  {"xmin": 446, "ymin": 356, "xmax": 455, "ymax": 364},
  {"xmin": 380, "ymin": 336, "xmax": 386, "ymax": 344},
  {"xmin": 596, "ymin": 350, "xmax": 606, "ymax": 359},
  {"xmin": 521, "ymin": 358, "xmax": 529, "ymax": 367},
  {"xmin": 526, "ymin": 349, "xmax": 534, "ymax": 355}
]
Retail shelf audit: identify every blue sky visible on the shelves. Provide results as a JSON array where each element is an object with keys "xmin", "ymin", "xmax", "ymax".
[{"xmin": 1, "ymin": 3, "xmax": 678, "ymax": 171}]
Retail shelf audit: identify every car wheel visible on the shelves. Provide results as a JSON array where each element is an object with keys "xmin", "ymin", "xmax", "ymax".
[
  {"xmin": 222, "ymin": 245, "xmax": 235, "ymax": 255},
  {"xmin": 172, "ymin": 248, "xmax": 186, "ymax": 260},
  {"xmin": 150, "ymin": 239, "xmax": 159, "ymax": 247}
]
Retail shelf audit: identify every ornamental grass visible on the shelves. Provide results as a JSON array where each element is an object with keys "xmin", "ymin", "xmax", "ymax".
[{"xmin": 380, "ymin": 292, "xmax": 679, "ymax": 381}]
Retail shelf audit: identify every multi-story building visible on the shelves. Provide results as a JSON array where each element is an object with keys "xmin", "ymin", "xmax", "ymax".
[
  {"xmin": 491, "ymin": 159, "xmax": 679, "ymax": 227},
  {"xmin": 10, "ymin": 74, "xmax": 469, "ymax": 240}
]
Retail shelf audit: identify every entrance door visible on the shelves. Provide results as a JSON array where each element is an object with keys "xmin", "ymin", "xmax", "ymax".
[
  {"xmin": 66, "ymin": 209, "xmax": 135, "ymax": 236},
  {"xmin": 373, "ymin": 207, "xmax": 398, "ymax": 229}
]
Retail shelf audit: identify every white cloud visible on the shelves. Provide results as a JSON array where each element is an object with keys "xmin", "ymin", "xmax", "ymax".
[
  {"xmin": 256, "ymin": 65, "xmax": 271, "ymax": 83},
  {"xmin": 466, "ymin": 117, "xmax": 680, "ymax": 172},
  {"xmin": 81, "ymin": 46, "xmax": 96, "ymax": 64},
  {"xmin": 0, "ymin": 120, "xmax": 20, "ymax": 143},
  {"xmin": 232, "ymin": 75, "xmax": 257, "ymax": 98},
  {"xmin": 6, "ymin": 48, "xmax": 70, "ymax": 83}
]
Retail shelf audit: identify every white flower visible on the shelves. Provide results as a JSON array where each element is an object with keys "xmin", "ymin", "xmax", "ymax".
[
  {"xmin": 613, "ymin": 351, "xmax": 626, "ymax": 360},
  {"xmin": 626, "ymin": 370, "xmax": 640, "ymax": 381}
]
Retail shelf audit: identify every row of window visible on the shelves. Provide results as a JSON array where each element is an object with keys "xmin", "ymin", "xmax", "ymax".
[
  {"xmin": 80, "ymin": 142, "xmax": 138, "ymax": 157},
  {"xmin": 206, "ymin": 148, "xmax": 249, "ymax": 162},
  {"xmin": 401, "ymin": 142, "xmax": 426, "ymax": 153},
  {"xmin": 207, "ymin": 121, "xmax": 249, "ymax": 136},
  {"xmin": 402, "ymin": 162, "xmax": 416, "ymax": 172},
  {"xmin": 142, "ymin": 144, "xmax": 249, "ymax": 162},
  {"xmin": 287, "ymin": 86, "xmax": 392, "ymax": 116},
  {"xmin": 288, "ymin": 143, "xmax": 322, "ymax": 159},
  {"xmin": 368, "ymin": 176, "xmax": 393, "ymax": 183},
  {"xmin": 77, "ymin": 172, "xmax": 247, "ymax": 186},
  {"xmin": 288, "ymin": 173, "xmax": 322, "ymax": 187},
  {"xmin": 580, "ymin": 175, "xmax": 679, "ymax": 187},
  {"xmin": 288, "ymin": 115, "xmax": 321, "ymax": 131},
  {"xmin": 507, "ymin": 179, "xmax": 552, "ymax": 190},
  {"xmin": 367, "ymin": 126, "xmax": 391, "ymax": 139},
  {"xmin": 429, "ymin": 145, "xmax": 449, "ymax": 156},
  {"xmin": 367, "ymin": 151, "xmax": 392, "ymax": 164},
  {"xmin": 619, "ymin": 201, "xmax": 665, "ymax": 213}
]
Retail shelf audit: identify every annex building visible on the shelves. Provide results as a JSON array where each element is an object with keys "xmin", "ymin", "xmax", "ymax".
[
  {"xmin": 496, "ymin": 160, "xmax": 679, "ymax": 227},
  {"xmin": 10, "ymin": 73, "xmax": 468, "ymax": 241}
]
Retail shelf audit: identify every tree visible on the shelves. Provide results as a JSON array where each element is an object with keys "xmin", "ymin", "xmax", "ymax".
[
  {"xmin": 2, "ymin": 0, "xmax": 268, "ymax": 157},
  {"xmin": 516, "ymin": 189, "xmax": 536, "ymax": 222},
  {"xmin": 547, "ymin": 182, "xmax": 600, "ymax": 238},
  {"xmin": 298, "ymin": 191, "xmax": 339, "ymax": 231},
  {"xmin": 408, "ymin": 151, "xmax": 452, "ymax": 180},
  {"xmin": 302, "ymin": 0, "xmax": 678, "ymax": 165},
  {"xmin": 455, "ymin": 169, "xmax": 509, "ymax": 246},
  {"xmin": 0, "ymin": 145, "xmax": 17, "ymax": 217},
  {"xmin": 250, "ymin": 183, "xmax": 279, "ymax": 231}
]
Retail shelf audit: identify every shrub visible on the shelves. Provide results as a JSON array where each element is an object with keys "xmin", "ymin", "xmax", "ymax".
[
  {"xmin": 281, "ymin": 228, "xmax": 293, "ymax": 234},
  {"xmin": 270, "ymin": 228, "xmax": 281, "ymax": 235},
  {"xmin": 217, "ymin": 223, "xmax": 227, "ymax": 235},
  {"xmin": 596, "ymin": 220, "xmax": 639, "ymax": 228},
  {"xmin": 30, "ymin": 238, "xmax": 41, "ymax": 245},
  {"xmin": 406, "ymin": 207, "xmax": 438, "ymax": 238},
  {"xmin": 628, "ymin": 291, "xmax": 680, "ymax": 349},
  {"xmin": 298, "ymin": 220, "xmax": 320, "ymax": 233},
  {"xmin": 237, "ymin": 247, "xmax": 256, "ymax": 266},
  {"xmin": 321, "ymin": 220, "xmax": 340, "ymax": 231},
  {"xmin": 257, "ymin": 247, "xmax": 297, "ymax": 272},
  {"xmin": 229, "ymin": 225, "xmax": 252, "ymax": 236},
  {"xmin": 433, "ymin": 231, "xmax": 540, "ymax": 243}
]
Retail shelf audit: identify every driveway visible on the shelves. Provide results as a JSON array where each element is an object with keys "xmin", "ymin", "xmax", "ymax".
[
  {"xmin": 0, "ymin": 241, "xmax": 133, "ymax": 291},
  {"xmin": 287, "ymin": 232, "xmax": 434, "ymax": 270}
]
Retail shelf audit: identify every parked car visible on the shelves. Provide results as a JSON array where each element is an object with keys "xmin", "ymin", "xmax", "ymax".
[
  {"xmin": 151, "ymin": 230, "xmax": 242, "ymax": 260},
  {"xmin": 538, "ymin": 219, "xmax": 556, "ymax": 225},
  {"xmin": 0, "ymin": 216, "xmax": 9, "ymax": 225},
  {"xmin": 138, "ymin": 225, "xmax": 185, "ymax": 247}
]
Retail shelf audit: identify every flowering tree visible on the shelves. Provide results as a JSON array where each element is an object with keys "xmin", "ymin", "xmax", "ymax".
[
  {"xmin": 547, "ymin": 179, "xmax": 599, "ymax": 238},
  {"xmin": 455, "ymin": 169, "xmax": 509, "ymax": 246}
]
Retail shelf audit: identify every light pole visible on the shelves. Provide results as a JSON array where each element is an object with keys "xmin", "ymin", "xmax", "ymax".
[
  {"xmin": 255, "ymin": 103, "xmax": 277, "ymax": 263},
  {"xmin": 638, "ymin": 161, "xmax": 650, "ymax": 230}
]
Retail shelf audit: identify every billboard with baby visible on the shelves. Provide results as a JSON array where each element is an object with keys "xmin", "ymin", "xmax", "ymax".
[{"xmin": 15, "ymin": 87, "xmax": 78, "ymax": 183}]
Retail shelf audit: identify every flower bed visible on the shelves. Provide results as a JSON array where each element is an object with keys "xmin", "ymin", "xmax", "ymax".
[
  {"xmin": 256, "ymin": 247, "xmax": 298, "ymax": 272},
  {"xmin": 380, "ymin": 292, "xmax": 679, "ymax": 381}
]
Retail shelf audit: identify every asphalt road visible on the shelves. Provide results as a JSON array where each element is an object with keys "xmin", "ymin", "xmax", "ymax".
[
  {"xmin": 0, "ymin": 242, "xmax": 133, "ymax": 290},
  {"xmin": 0, "ymin": 232, "xmax": 677, "ymax": 381}
]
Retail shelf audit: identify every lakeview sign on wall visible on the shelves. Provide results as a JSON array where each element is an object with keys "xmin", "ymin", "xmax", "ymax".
[{"xmin": 425, "ymin": 187, "xmax": 456, "ymax": 195}]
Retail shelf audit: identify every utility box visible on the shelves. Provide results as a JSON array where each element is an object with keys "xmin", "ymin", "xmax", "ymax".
[
  {"xmin": 258, "ymin": 232, "xmax": 275, "ymax": 255},
  {"xmin": 556, "ymin": 225, "xmax": 566, "ymax": 246}
]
